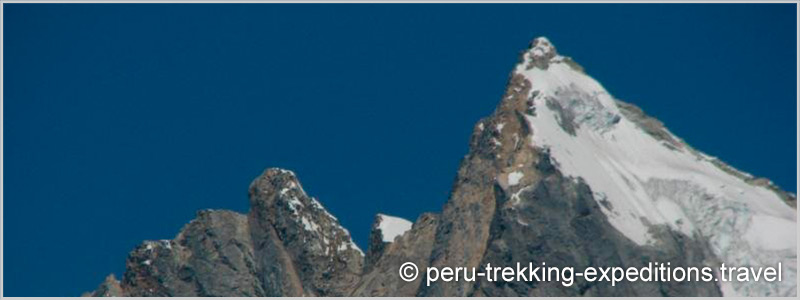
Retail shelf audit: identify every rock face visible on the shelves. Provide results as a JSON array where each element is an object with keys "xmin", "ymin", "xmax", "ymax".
[
  {"xmin": 89, "ymin": 37, "xmax": 796, "ymax": 297},
  {"xmin": 354, "ymin": 213, "xmax": 438, "ymax": 296},
  {"xmin": 121, "ymin": 210, "xmax": 262, "ymax": 296},
  {"xmin": 248, "ymin": 168, "xmax": 363, "ymax": 296},
  {"xmin": 363, "ymin": 214, "xmax": 414, "ymax": 273},
  {"xmin": 108, "ymin": 210, "xmax": 260, "ymax": 296},
  {"xmin": 85, "ymin": 274, "xmax": 124, "ymax": 297},
  {"xmin": 90, "ymin": 169, "xmax": 364, "ymax": 296}
]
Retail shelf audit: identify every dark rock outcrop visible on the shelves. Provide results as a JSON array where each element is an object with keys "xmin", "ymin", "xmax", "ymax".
[{"xmin": 363, "ymin": 215, "xmax": 389, "ymax": 273}]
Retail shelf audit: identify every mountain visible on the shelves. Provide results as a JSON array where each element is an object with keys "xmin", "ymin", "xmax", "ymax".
[{"xmin": 87, "ymin": 37, "xmax": 796, "ymax": 297}]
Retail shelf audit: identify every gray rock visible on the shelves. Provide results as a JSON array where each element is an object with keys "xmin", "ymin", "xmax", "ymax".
[
  {"xmin": 363, "ymin": 215, "xmax": 389, "ymax": 273},
  {"xmin": 90, "ymin": 169, "xmax": 364, "ymax": 297},
  {"xmin": 474, "ymin": 150, "xmax": 720, "ymax": 296},
  {"xmin": 353, "ymin": 213, "xmax": 439, "ymax": 296},
  {"xmin": 248, "ymin": 168, "xmax": 363, "ymax": 296},
  {"xmin": 84, "ymin": 274, "xmax": 123, "ymax": 297},
  {"xmin": 120, "ymin": 210, "xmax": 262, "ymax": 296}
]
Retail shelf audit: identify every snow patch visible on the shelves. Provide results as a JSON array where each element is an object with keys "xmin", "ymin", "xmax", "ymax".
[
  {"xmin": 160, "ymin": 239, "xmax": 172, "ymax": 250},
  {"xmin": 347, "ymin": 240, "xmax": 365, "ymax": 256},
  {"xmin": 338, "ymin": 240, "xmax": 365, "ymax": 256},
  {"xmin": 377, "ymin": 214, "xmax": 413, "ymax": 243},
  {"xmin": 496, "ymin": 122, "xmax": 505, "ymax": 132},
  {"xmin": 301, "ymin": 216, "xmax": 319, "ymax": 232},
  {"xmin": 287, "ymin": 197, "xmax": 304, "ymax": 214},
  {"xmin": 531, "ymin": 37, "xmax": 553, "ymax": 58},
  {"xmin": 508, "ymin": 171, "xmax": 524, "ymax": 186},
  {"xmin": 510, "ymin": 185, "xmax": 533, "ymax": 206}
]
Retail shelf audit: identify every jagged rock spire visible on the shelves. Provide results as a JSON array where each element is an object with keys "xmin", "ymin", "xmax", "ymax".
[{"xmin": 248, "ymin": 167, "xmax": 364, "ymax": 296}]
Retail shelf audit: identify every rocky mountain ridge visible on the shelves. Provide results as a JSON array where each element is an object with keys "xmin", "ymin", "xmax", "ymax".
[{"xmin": 87, "ymin": 37, "xmax": 796, "ymax": 297}]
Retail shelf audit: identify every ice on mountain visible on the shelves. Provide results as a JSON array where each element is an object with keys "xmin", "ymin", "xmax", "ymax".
[
  {"xmin": 496, "ymin": 122, "xmax": 505, "ymax": 132},
  {"xmin": 301, "ymin": 216, "xmax": 319, "ymax": 232},
  {"xmin": 744, "ymin": 214, "xmax": 796, "ymax": 251},
  {"xmin": 514, "ymin": 37, "xmax": 796, "ymax": 296},
  {"xmin": 377, "ymin": 214, "xmax": 413, "ymax": 243},
  {"xmin": 287, "ymin": 197, "xmax": 304, "ymax": 214},
  {"xmin": 160, "ymin": 239, "xmax": 172, "ymax": 250},
  {"xmin": 530, "ymin": 37, "xmax": 556, "ymax": 59},
  {"xmin": 508, "ymin": 171, "xmax": 524, "ymax": 186}
]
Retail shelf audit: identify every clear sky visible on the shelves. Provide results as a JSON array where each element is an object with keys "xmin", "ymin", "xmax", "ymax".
[{"xmin": 3, "ymin": 3, "xmax": 796, "ymax": 296}]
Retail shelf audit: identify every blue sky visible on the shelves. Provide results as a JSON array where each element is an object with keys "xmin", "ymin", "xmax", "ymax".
[{"xmin": 3, "ymin": 4, "xmax": 796, "ymax": 296}]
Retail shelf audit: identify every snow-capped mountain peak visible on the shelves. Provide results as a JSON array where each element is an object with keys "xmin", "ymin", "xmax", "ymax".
[
  {"xmin": 512, "ymin": 37, "xmax": 796, "ymax": 296},
  {"xmin": 529, "ymin": 37, "xmax": 558, "ymax": 63}
]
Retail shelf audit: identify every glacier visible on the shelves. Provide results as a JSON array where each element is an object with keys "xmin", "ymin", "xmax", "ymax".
[{"xmin": 512, "ymin": 37, "xmax": 796, "ymax": 297}]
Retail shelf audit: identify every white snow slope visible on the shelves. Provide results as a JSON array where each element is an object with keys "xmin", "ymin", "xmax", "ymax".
[
  {"xmin": 377, "ymin": 214, "xmax": 413, "ymax": 243},
  {"xmin": 512, "ymin": 37, "xmax": 796, "ymax": 297}
]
